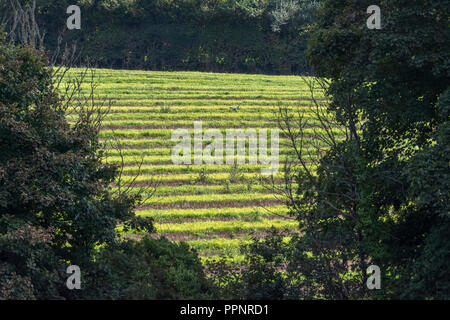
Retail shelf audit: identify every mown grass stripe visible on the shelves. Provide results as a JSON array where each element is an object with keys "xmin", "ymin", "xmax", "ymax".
[
  {"xmin": 154, "ymin": 219, "xmax": 297, "ymax": 234},
  {"xmin": 143, "ymin": 193, "xmax": 278, "ymax": 205},
  {"xmin": 137, "ymin": 205, "xmax": 289, "ymax": 220}
]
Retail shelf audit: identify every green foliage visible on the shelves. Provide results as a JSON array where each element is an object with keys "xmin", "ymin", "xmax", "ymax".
[
  {"xmin": 397, "ymin": 97, "xmax": 450, "ymax": 299},
  {"xmin": 84, "ymin": 237, "xmax": 216, "ymax": 300},
  {"xmin": 302, "ymin": 0, "xmax": 450, "ymax": 299},
  {"xmin": 0, "ymin": 218, "xmax": 64, "ymax": 300},
  {"xmin": 7, "ymin": 0, "xmax": 321, "ymax": 74},
  {"xmin": 308, "ymin": 0, "xmax": 449, "ymax": 156},
  {"xmin": 287, "ymin": 140, "xmax": 374, "ymax": 299},
  {"xmin": 0, "ymin": 35, "xmax": 53, "ymax": 109},
  {"xmin": 207, "ymin": 230, "xmax": 291, "ymax": 300}
]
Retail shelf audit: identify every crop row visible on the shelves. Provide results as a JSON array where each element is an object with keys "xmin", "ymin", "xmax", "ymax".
[
  {"xmin": 103, "ymin": 154, "xmax": 319, "ymax": 165},
  {"xmin": 119, "ymin": 172, "xmax": 282, "ymax": 183},
  {"xmin": 69, "ymin": 105, "xmax": 323, "ymax": 114},
  {"xmin": 73, "ymin": 85, "xmax": 313, "ymax": 94},
  {"xmin": 71, "ymin": 90, "xmax": 316, "ymax": 99},
  {"xmin": 137, "ymin": 205, "xmax": 289, "ymax": 221},
  {"xmin": 187, "ymin": 236, "xmax": 292, "ymax": 255},
  {"xmin": 153, "ymin": 218, "xmax": 297, "ymax": 234},
  {"xmin": 59, "ymin": 70, "xmax": 314, "ymax": 87},
  {"xmin": 115, "ymin": 183, "xmax": 294, "ymax": 196},
  {"xmin": 142, "ymin": 192, "xmax": 278, "ymax": 205},
  {"xmin": 102, "ymin": 146, "xmax": 317, "ymax": 157},
  {"xmin": 67, "ymin": 111, "xmax": 323, "ymax": 121},
  {"xmin": 92, "ymin": 119, "xmax": 328, "ymax": 129},
  {"xmin": 98, "ymin": 137, "xmax": 325, "ymax": 149},
  {"xmin": 120, "ymin": 163, "xmax": 317, "ymax": 174},
  {"xmin": 68, "ymin": 99, "xmax": 320, "ymax": 107},
  {"xmin": 98, "ymin": 127, "xmax": 344, "ymax": 139}
]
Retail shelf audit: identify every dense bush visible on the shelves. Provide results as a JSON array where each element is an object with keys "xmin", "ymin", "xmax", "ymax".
[
  {"xmin": 207, "ymin": 230, "xmax": 291, "ymax": 300},
  {"xmin": 84, "ymin": 237, "xmax": 216, "ymax": 300},
  {"xmin": 0, "ymin": 221, "xmax": 64, "ymax": 300},
  {"xmin": 305, "ymin": 0, "xmax": 449, "ymax": 299}
]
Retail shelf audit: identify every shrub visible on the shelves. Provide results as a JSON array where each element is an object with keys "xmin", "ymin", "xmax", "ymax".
[
  {"xmin": 84, "ymin": 237, "xmax": 216, "ymax": 300},
  {"xmin": 0, "ymin": 217, "xmax": 64, "ymax": 300}
]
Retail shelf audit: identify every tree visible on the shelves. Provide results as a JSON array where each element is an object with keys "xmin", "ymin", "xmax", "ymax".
[
  {"xmin": 0, "ymin": 32, "xmax": 154, "ymax": 299},
  {"xmin": 305, "ymin": 0, "xmax": 449, "ymax": 298},
  {"xmin": 274, "ymin": 78, "xmax": 371, "ymax": 299},
  {"xmin": 87, "ymin": 237, "xmax": 215, "ymax": 300}
]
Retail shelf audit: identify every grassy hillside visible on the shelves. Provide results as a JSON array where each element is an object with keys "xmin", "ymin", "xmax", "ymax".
[{"xmin": 61, "ymin": 68, "xmax": 327, "ymax": 261}]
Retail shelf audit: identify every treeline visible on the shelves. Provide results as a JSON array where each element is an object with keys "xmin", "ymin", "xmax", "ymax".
[{"xmin": 5, "ymin": 0, "xmax": 320, "ymax": 74}]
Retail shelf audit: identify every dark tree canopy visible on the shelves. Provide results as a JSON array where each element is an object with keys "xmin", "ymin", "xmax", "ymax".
[
  {"xmin": 1, "ymin": 0, "xmax": 321, "ymax": 74},
  {"xmin": 305, "ymin": 0, "xmax": 449, "ymax": 299}
]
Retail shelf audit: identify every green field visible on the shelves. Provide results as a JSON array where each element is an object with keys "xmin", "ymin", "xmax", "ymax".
[{"xmin": 61, "ymin": 68, "xmax": 326, "ymax": 260}]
